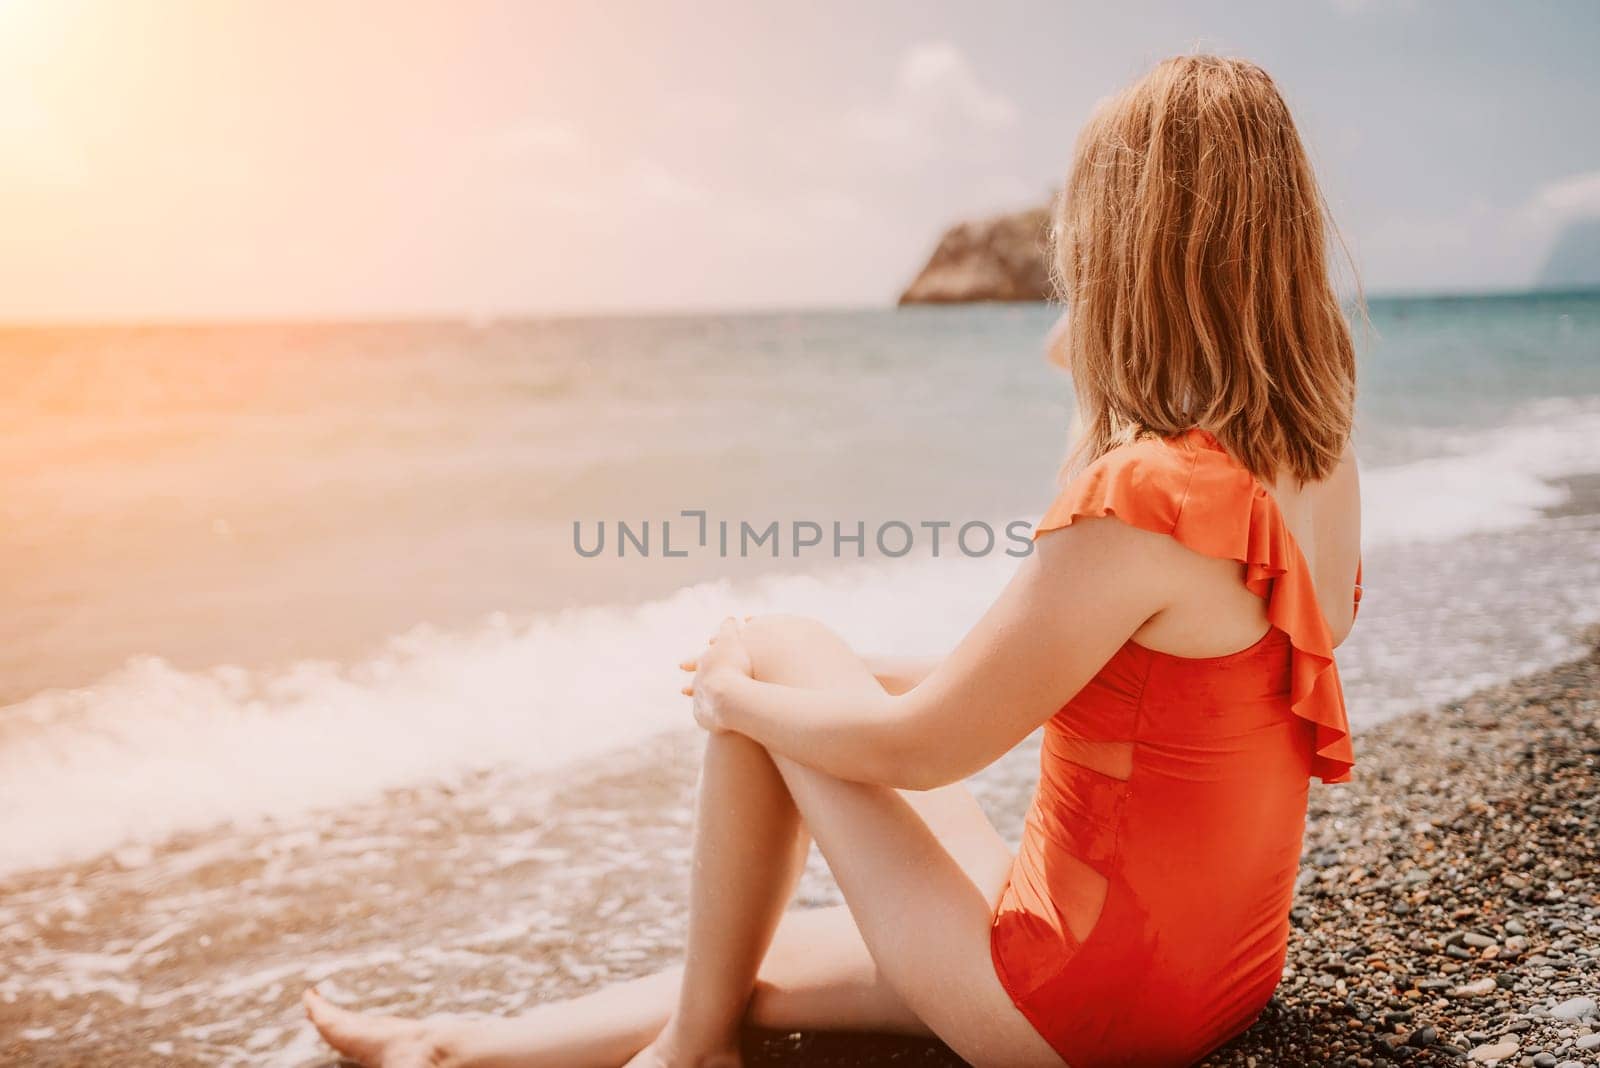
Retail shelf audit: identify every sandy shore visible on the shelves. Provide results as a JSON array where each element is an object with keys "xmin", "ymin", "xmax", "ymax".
[{"xmin": 2, "ymin": 635, "xmax": 1596, "ymax": 1067}]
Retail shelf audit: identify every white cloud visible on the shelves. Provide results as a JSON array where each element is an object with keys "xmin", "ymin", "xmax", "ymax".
[
  {"xmin": 1518, "ymin": 169, "xmax": 1600, "ymax": 226},
  {"xmin": 896, "ymin": 42, "xmax": 1018, "ymax": 127},
  {"xmin": 1353, "ymin": 174, "xmax": 1600, "ymax": 292},
  {"xmin": 849, "ymin": 41, "xmax": 1019, "ymax": 156}
]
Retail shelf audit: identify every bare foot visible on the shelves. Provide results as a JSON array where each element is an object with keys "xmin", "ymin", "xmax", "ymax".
[
  {"xmin": 622, "ymin": 1025, "xmax": 742, "ymax": 1068},
  {"xmin": 302, "ymin": 987, "xmax": 450, "ymax": 1068}
]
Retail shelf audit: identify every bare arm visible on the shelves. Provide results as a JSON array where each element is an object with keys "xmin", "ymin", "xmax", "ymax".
[
  {"xmin": 1328, "ymin": 450, "xmax": 1362, "ymax": 648},
  {"xmin": 864, "ymin": 655, "xmax": 940, "ymax": 696},
  {"xmin": 694, "ymin": 516, "xmax": 1177, "ymax": 790}
]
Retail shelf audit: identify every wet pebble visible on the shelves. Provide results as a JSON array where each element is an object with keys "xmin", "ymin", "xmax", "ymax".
[{"xmin": 1204, "ymin": 641, "xmax": 1600, "ymax": 1068}]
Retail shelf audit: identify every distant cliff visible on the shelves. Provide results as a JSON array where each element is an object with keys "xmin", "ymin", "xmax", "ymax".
[
  {"xmin": 1537, "ymin": 218, "xmax": 1600, "ymax": 291},
  {"xmin": 898, "ymin": 206, "xmax": 1053, "ymax": 305}
]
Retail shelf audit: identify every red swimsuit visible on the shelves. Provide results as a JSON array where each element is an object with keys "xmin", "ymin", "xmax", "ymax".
[{"xmin": 990, "ymin": 428, "xmax": 1359, "ymax": 1067}]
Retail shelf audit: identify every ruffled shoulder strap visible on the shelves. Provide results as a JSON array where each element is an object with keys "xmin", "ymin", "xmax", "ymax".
[
  {"xmin": 1035, "ymin": 433, "xmax": 1199, "ymax": 539},
  {"xmin": 1034, "ymin": 428, "xmax": 1355, "ymax": 784}
]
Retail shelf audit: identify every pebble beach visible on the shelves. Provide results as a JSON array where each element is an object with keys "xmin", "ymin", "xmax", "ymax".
[
  {"xmin": 0, "ymin": 629, "xmax": 1593, "ymax": 1066},
  {"xmin": 1204, "ymin": 626, "xmax": 1600, "ymax": 1068}
]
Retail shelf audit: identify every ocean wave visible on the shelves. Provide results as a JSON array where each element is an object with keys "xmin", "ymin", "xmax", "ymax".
[
  {"xmin": 1361, "ymin": 396, "xmax": 1600, "ymax": 544},
  {"xmin": 4, "ymin": 398, "xmax": 1598, "ymax": 878},
  {"xmin": 0, "ymin": 557, "xmax": 1007, "ymax": 877}
]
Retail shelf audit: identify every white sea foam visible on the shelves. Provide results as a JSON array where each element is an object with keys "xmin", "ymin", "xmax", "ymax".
[
  {"xmin": 1360, "ymin": 397, "xmax": 1600, "ymax": 544},
  {"xmin": 3, "ymin": 400, "xmax": 1598, "ymax": 878},
  {"xmin": 0, "ymin": 556, "xmax": 1009, "ymax": 877}
]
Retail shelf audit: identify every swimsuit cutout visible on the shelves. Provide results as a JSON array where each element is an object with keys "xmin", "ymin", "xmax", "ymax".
[{"xmin": 990, "ymin": 428, "xmax": 1360, "ymax": 1067}]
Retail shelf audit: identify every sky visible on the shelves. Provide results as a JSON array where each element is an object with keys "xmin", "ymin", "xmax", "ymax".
[{"xmin": 1, "ymin": 0, "xmax": 1597, "ymax": 321}]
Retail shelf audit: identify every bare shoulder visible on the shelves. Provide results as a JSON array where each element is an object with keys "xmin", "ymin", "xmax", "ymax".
[
  {"xmin": 1325, "ymin": 443, "xmax": 1362, "ymax": 545},
  {"xmin": 1329, "ymin": 440, "xmax": 1361, "ymax": 496},
  {"xmin": 1033, "ymin": 509, "xmax": 1189, "ymax": 565},
  {"xmin": 1030, "ymin": 510, "xmax": 1191, "ymax": 613}
]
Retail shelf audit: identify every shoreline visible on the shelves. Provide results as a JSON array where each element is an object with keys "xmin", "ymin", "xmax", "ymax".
[{"xmin": 1, "ymin": 637, "xmax": 1596, "ymax": 1066}]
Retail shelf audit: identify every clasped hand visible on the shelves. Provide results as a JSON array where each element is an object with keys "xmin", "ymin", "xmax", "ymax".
[{"xmin": 679, "ymin": 616, "xmax": 752, "ymax": 732}]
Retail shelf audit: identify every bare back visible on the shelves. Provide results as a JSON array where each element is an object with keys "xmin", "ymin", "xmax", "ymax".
[{"xmin": 1131, "ymin": 446, "xmax": 1362, "ymax": 658}]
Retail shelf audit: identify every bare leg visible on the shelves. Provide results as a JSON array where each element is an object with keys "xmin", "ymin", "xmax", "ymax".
[
  {"xmin": 630, "ymin": 615, "xmax": 1019, "ymax": 1067},
  {"xmin": 306, "ymin": 725, "xmax": 807, "ymax": 1068},
  {"xmin": 305, "ymin": 896, "xmax": 942, "ymax": 1068},
  {"xmin": 724, "ymin": 617, "xmax": 1058, "ymax": 1067},
  {"xmin": 304, "ymin": 971, "xmax": 682, "ymax": 1068},
  {"xmin": 304, "ymin": 801, "xmax": 995, "ymax": 1067},
  {"xmin": 630, "ymin": 728, "xmax": 811, "ymax": 1067},
  {"xmin": 305, "ymin": 615, "xmax": 1021, "ymax": 1067}
]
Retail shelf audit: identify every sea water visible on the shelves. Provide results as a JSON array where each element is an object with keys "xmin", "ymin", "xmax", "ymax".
[{"xmin": 2, "ymin": 293, "xmax": 1598, "ymax": 876}]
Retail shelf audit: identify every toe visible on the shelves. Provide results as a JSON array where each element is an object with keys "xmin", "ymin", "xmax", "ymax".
[{"xmin": 301, "ymin": 989, "xmax": 436, "ymax": 1068}]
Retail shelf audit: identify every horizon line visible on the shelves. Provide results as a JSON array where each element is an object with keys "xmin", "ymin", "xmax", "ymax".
[{"xmin": 1, "ymin": 283, "xmax": 1595, "ymax": 331}]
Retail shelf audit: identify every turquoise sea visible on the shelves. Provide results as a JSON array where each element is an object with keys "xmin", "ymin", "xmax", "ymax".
[{"xmin": 2, "ymin": 292, "xmax": 1598, "ymax": 874}]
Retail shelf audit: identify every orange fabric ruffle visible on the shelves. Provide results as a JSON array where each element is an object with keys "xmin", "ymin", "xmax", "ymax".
[{"xmin": 1034, "ymin": 428, "xmax": 1355, "ymax": 784}]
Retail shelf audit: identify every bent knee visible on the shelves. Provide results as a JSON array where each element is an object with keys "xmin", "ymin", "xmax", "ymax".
[
  {"xmin": 740, "ymin": 614, "xmax": 847, "ymax": 676},
  {"xmin": 742, "ymin": 613, "xmax": 835, "ymax": 644}
]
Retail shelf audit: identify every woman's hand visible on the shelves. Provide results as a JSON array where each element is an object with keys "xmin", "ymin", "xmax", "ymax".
[{"xmin": 680, "ymin": 617, "xmax": 753, "ymax": 732}]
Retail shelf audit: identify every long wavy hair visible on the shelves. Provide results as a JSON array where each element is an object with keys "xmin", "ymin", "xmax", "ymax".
[{"xmin": 1053, "ymin": 54, "xmax": 1359, "ymax": 485}]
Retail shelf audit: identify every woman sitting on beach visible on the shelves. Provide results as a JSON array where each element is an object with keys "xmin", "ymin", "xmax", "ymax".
[{"xmin": 306, "ymin": 54, "xmax": 1363, "ymax": 1068}]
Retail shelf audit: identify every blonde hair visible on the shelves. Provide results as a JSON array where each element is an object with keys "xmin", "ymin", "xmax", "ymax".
[{"xmin": 1054, "ymin": 55, "xmax": 1358, "ymax": 485}]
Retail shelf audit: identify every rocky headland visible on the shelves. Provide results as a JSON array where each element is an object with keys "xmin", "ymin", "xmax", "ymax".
[{"xmin": 898, "ymin": 206, "xmax": 1053, "ymax": 305}]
